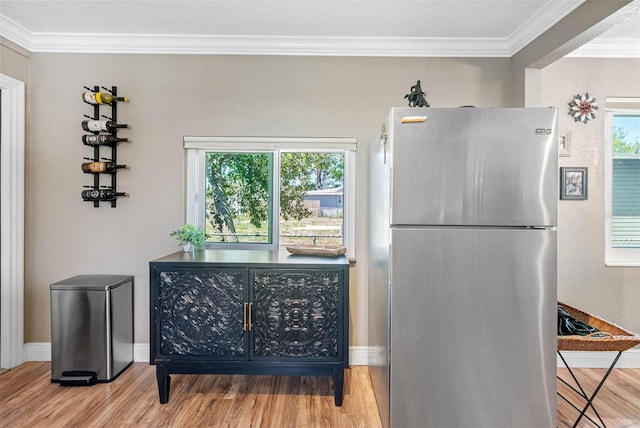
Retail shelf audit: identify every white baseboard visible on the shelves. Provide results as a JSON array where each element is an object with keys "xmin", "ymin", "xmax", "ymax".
[
  {"xmin": 23, "ymin": 343, "xmax": 640, "ymax": 368},
  {"xmin": 23, "ymin": 342, "xmax": 150, "ymax": 363},
  {"xmin": 349, "ymin": 345, "xmax": 369, "ymax": 365},
  {"xmin": 557, "ymin": 348, "xmax": 640, "ymax": 368},
  {"xmin": 23, "ymin": 343, "xmax": 371, "ymax": 366},
  {"xmin": 23, "ymin": 342, "xmax": 50, "ymax": 361}
]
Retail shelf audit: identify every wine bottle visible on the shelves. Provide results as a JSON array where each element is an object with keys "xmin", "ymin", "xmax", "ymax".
[
  {"xmin": 81, "ymin": 161, "xmax": 127, "ymax": 174},
  {"xmin": 82, "ymin": 134, "xmax": 129, "ymax": 146},
  {"xmin": 82, "ymin": 91, "xmax": 129, "ymax": 105},
  {"xmin": 81, "ymin": 189, "xmax": 127, "ymax": 202},
  {"xmin": 81, "ymin": 120, "xmax": 128, "ymax": 132}
]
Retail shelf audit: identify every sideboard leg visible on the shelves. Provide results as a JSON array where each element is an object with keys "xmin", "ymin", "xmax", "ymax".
[
  {"xmin": 333, "ymin": 368, "xmax": 344, "ymax": 406},
  {"xmin": 156, "ymin": 365, "xmax": 171, "ymax": 404}
]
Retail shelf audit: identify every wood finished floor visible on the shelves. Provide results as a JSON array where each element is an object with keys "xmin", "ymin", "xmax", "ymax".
[
  {"xmin": 1, "ymin": 363, "xmax": 640, "ymax": 427},
  {"xmin": 0, "ymin": 363, "xmax": 380, "ymax": 428},
  {"xmin": 557, "ymin": 367, "xmax": 640, "ymax": 428}
]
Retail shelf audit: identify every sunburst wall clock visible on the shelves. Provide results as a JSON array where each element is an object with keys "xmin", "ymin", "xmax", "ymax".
[{"xmin": 568, "ymin": 93, "xmax": 599, "ymax": 124}]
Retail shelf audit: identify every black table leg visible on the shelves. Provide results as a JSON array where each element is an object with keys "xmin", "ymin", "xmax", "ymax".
[
  {"xmin": 156, "ymin": 365, "xmax": 171, "ymax": 404},
  {"xmin": 333, "ymin": 368, "xmax": 344, "ymax": 406}
]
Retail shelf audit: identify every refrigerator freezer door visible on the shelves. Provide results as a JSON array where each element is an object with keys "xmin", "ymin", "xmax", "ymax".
[
  {"xmin": 390, "ymin": 227, "xmax": 557, "ymax": 428},
  {"xmin": 388, "ymin": 107, "xmax": 558, "ymax": 227}
]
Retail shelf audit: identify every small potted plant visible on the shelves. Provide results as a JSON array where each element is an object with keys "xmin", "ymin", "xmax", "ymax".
[{"xmin": 170, "ymin": 224, "xmax": 206, "ymax": 252}]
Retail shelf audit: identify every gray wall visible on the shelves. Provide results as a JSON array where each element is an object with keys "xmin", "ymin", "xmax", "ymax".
[
  {"xmin": 1, "ymin": 38, "xmax": 30, "ymax": 81},
  {"xmin": 24, "ymin": 53, "xmax": 511, "ymax": 345},
  {"xmin": 6, "ymin": 46, "xmax": 640, "ymax": 350},
  {"xmin": 541, "ymin": 57, "xmax": 640, "ymax": 334}
]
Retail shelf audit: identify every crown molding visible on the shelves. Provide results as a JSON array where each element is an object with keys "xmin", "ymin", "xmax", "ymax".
[
  {"xmin": 2, "ymin": 32, "xmax": 513, "ymax": 58},
  {"xmin": 0, "ymin": 12, "xmax": 530, "ymax": 57},
  {"xmin": 507, "ymin": 0, "xmax": 585, "ymax": 55},
  {"xmin": 566, "ymin": 37, "xmax": 640, "ymax": 58},
  {"xmin": 0, "ymin": 14, "xmax": 32, "ymax": 49},
  {"xmin": 2, "ymin": 1, "xmax": 635, "ymax": 58}
]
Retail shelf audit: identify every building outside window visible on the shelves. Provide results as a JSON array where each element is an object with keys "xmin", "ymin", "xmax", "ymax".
[{"xmin": 605, "ymin": 98, "xmax": 640, "ymax": 266}]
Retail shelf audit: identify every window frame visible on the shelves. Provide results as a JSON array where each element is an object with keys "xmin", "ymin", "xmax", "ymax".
[
  {"xmin": 604, "ymin": 99, "xmax": 640, "ymax": 266},
  {"xmin": 184, "ymin": 136, "xmax": 357, "ymax": 259}
]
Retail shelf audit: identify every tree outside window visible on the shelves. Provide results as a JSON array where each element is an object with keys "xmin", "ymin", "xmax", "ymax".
[{"xmin": 204, "ymin": 151, "xmax": 345, "ymax": 248}]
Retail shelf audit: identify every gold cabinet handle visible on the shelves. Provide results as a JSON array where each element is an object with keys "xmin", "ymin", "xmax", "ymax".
[
  {"xmin": 248, "ymin": 302, "xmax": 253, "ymax": 331},
  {"xmin": 243, "ymin": 302, "xmax": 248, "ymax": 331}
]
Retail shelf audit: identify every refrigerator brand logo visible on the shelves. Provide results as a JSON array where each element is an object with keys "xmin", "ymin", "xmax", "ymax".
[{"xmin": 535, "ymin": 128, "xmax": 552, "ymax": 135}]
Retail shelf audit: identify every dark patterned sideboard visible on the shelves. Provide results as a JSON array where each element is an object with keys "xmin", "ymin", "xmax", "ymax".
[{"xmin": 149, "ymin": 249, "xmax": 350, "ymax": 405}]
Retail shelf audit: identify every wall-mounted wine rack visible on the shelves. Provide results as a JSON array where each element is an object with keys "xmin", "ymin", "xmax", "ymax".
[{"xmin": 81, "ymin": 85, "xmax": 128, "ymax": 207}]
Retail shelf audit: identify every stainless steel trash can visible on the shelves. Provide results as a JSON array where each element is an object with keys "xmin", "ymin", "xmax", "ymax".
[{"xmin": 50, "ymin": 274, "xmax": 133, "ymax": 384}]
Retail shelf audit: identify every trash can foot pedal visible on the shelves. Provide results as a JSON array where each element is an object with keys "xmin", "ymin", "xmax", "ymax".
[{"xmin": 59, "ymin": 371, "xmax": 97, "ymax": 386}]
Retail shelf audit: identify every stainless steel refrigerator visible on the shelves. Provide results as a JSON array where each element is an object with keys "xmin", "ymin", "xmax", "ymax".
[{"xmin": 368, "ymin": 107, "xmax": 558, "ymax": 428}]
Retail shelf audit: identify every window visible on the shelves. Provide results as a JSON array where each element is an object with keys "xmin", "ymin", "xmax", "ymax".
[
  {"xmin": 184, "ymin": 137, "xmax": 356, "ymax": 259},
  {"xmin": 605, "ymin": 98, "xmax": 640, "ymax": 266},
  {"xmin": 204, "ymin": 152, "xmax": 274, "ymax": 244}
]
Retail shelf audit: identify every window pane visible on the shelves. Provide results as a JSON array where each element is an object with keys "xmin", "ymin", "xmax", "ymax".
[
  {"xmin": 611, "ymin": 115, "xmax": 640, "ymax": 248},
  {"xmin": 204, "ymin": 152, "xmax": 272, "ymax": 244},
  {"xmin": 279, "ymin": 152, "xmax": 344, "ymax": 248}
]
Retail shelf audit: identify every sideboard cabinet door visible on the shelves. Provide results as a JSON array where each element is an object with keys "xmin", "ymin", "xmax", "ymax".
[
  {"xmin": 155, "ymin": 268, "xmax": 248, "ymax": 359},
  {"xmin": 251, "ymin": 269, "xmax": 343, "ymax": 360}
]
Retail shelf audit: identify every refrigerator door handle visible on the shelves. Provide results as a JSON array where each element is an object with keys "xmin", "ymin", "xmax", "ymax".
[{"xmin": 380, "ymin": 123, "xmax": 388, "ymax": 164}]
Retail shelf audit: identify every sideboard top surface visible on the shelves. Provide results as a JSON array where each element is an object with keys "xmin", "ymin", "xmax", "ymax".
[{"xmin": 150, "ymin": 249, "xmax": 349, "ymax": 268}]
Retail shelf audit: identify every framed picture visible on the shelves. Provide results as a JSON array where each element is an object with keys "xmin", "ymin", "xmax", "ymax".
[
  {"xmin": 559, "ymin": 134, "xmax": 571, "ymax": 157},
  {"xmin": 560, "ymin": 167, "xmax": 588, "ymax": 200}
]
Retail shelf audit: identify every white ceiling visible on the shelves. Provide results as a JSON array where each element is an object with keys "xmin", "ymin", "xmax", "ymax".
[{"xmin": 0, "ymin": 0, "xmax": 638, "ymax": 57}]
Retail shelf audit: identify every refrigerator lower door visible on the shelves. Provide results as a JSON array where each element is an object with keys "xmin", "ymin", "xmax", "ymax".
[
  {"xmin": 368, "ymin": 244, "xmax": 391, "ymax": 428},
  {"xmin": 390, "ymin": 227, "xmax": 557, "ymax": 428}
]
